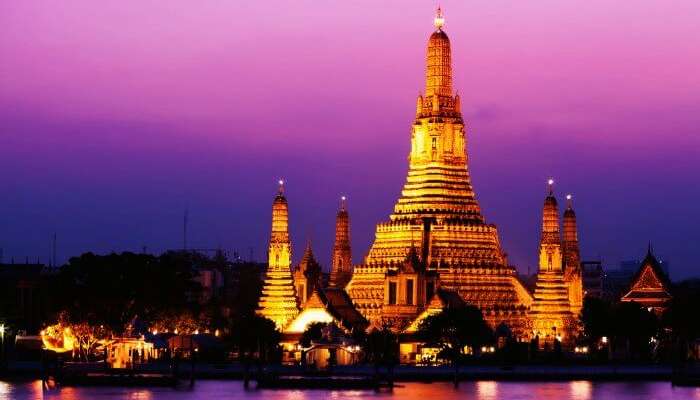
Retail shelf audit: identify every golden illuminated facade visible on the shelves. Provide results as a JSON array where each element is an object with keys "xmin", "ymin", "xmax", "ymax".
[
  {"xmin": 529, "ymin": 182, "xmax": 579, "ymax": 347},
  {"xmin": 255, "ymin": 9, "xmax": 587, "ymax": 353},
  {"xmin": 345, "ymin": 9, "xmax": 532, "ymax": 333},
  {"xmin": 257, "ymin": 181, "xmax": 300, "ymax": 329},
  {"xmin": 329, "ymin": 197, "xmax": 353, "ymax": 288},
  {"xmin": 563, "ymin": 195, "xmax": 584, "ymax": 314}
]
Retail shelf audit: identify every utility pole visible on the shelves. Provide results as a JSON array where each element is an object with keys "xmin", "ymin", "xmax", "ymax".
[
  {"xmin": 183, "ymin": 207, "xmax": 189, "ymax": 251},
  {"xmin": 52, "ymin": 233, "xmax": 57, "ymax": 267}
]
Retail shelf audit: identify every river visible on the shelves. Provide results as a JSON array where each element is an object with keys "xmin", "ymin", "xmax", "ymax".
[{"xmin": 1, "ymin": 380, "xmax": 699, "ymax": 399}]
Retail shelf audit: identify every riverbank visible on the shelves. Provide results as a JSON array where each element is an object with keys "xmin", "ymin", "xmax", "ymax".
[{"xmin": 0, "ymin": 361, "xmax": 690, "ymax": 382}]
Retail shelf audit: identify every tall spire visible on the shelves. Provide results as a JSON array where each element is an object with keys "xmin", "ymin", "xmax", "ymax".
[
  {"xmin": 277, "ymin": 178, "xmax": 285, "ymax": 194},
  {"xmin": 562, "ymin": 194, "xmax": 581, "ymax": 272},
  {"xmin": 257, "ymin": 180, "xmax": 299, "ymax": 329},
  {"xmin": 425, "ymin": 7, "xmax": 452, "ymax": 98},
  {"xmin": 539, "ymin": 179, "xmax": 562, "ymax": 272},
  {"xmin": 294, "ymin": 240, "xmax": 322, "ymax": 305},
  {"xmin": 562, "ymin": 193, "xmax": 583, "ymax": 315},
  {"xmin": 330, "ymin": 195, "xmax": 352, "ymax": 288}
]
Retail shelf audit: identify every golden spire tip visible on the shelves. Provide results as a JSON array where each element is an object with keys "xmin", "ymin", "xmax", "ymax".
[{"xmin": 434, "ymin": 6, "xmax": 444, "ymax": 30}]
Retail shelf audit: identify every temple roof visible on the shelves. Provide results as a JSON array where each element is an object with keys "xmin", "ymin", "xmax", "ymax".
[
  {"xmin": 297, "ymin": 242, "xmax": 321, "ymax": 276},
  {"xmin": 621, "ymin": 246, "xmax": 671, "ymax": 305}
]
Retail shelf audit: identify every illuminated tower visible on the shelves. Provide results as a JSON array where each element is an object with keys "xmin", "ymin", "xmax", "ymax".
[
  {"xmin": 329, "ymin": 196, "xmax": 353, "ymax": 288},
  {"xmin": 530, "ymin": 180, "xmax": 576, "ymax": 347},
  {"xmin": 257, "ymin": 180, "xmax": 299, "ymax": 329},
  {"xmin": 293, "ymin": 241, "xmax": 322, "ymax": 306},
  {"xmin": 346, "ymin": 8, "xmax": 532, "ymax": 331},
  {"xmin": 563, "ymin": 194, "xmax": 583, "ymax": 314},
  {"xmin": 539, "ymin": 179, "xmax": 563, "ymax": 272}
]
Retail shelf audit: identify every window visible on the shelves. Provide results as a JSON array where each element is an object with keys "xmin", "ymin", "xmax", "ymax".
[
  {"xmin": 406, "ymin": 279, "xmax": 414, "ymax": 305},
  {"xmin": 432, "ymin": 137, "xmax": 437, "ymax": 150},
  {"xmin": 388, "ymin": 282, "xmax": 397, "ymax": 305}
]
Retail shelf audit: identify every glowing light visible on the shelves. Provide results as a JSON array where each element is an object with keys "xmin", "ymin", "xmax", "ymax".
[
  {"xmin": 285, "ymin": 309, "xmax": 334, "ymax": 334},
  {"xmin": 548, "ymin": 178, "xmax": 554, "ymax": 186},
  {"xmin": 341, "ymin": 196, "xmax": 346, "ymax": 201},
  {"xmin": 433, "ymin": 7, "xmax": 444, "ymax": 30},
  {"xmin": 601, "ymin": 336, "xmax": 608, "ymax": 344},
  {"xmin": 566, "ymin": 194, "xmax": 572, "ymax": 200},
  {"xmin": 278, "ymin": 179, "xmax": 284, "ymax": 186}
]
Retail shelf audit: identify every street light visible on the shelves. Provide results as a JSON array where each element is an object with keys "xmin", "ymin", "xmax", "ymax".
[{"xmin": 0, "ymin": 324, "xmax": 5, "ymax": 366}]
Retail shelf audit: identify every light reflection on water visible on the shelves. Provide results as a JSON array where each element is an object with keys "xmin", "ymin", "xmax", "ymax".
[{"xmin": 0, "ymin": 380, "xmax": 698, "ymax": 400}]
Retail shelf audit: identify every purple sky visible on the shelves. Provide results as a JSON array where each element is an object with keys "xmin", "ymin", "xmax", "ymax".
[{"xmin": 1, "ymin": 1, "xmax": 699, "ymax": 279}]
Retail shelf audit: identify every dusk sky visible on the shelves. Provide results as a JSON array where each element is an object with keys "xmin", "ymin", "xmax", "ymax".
[{"xmin": 1, "ymin": 1, "xmax": 699, "ymax": 279}]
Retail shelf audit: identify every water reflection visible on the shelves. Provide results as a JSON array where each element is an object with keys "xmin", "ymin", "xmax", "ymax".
[
  {"xmin": 0, "ymin": 380, "xmax": 697, "ymax": 399},
  {"xmin": 476, "ymin": 381, "xmax": 497, "ymax": 399},
  {"xmin": 570, "ymin": 380, "xmax": 592, "ymax": 400}
]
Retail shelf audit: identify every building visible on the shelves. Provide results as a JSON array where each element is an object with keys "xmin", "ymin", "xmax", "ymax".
[
  {"xmin": 255, "ymin": 8, "xmax": 585, "ymax": 355},
  {"xmin": 620, "ymin": 246, "xmax": 672, "ymax": 315},
  {"xmin": 529, "ymin": 182, "xmax": 581, "ymax": 348},
  {"xmin": 329, "ymin": 197, "xmax": 352, "ymax": 289},
  {"xmin": 292, "ymin": 243, "xmax": 323, "ymax": 306},
  {"xmin": 581, "ymin": 261, "xmax": 604, "ymax": 298},
  {"xmin": 344, "ymin": 7, "xmax": 533, "ymax": 336},
  {"xmin": 256, "ymin": 180, "xmax": 300, "ymax": 329}
]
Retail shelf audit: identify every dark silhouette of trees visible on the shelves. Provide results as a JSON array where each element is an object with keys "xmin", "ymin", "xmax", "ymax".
[
  {"xmin": 416, "ymin": 306, "xmax": 493, "ymax": 386},
  {"xmin": 230, "ymin": 313, "xmax": 280, "ymax": 387},
  {"xmin": 663, "ymin": 279, "xmax": 700, "ymax": 362},
  {"xmin": 581, "ymin": 297, "xmax": 659, "ymax": 360},
  {"xmin": 48, "ymin": 251, "xmax": 203, "ymax": 333},
  {"xmin": 300, "ymin": 322, "xmax": 328, "ymax": 348}
]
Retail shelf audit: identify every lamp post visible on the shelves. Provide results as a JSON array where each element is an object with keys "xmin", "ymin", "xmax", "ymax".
[{"xmin": 0, "ymin": 324, "xmax": 5, "ymax": 367}]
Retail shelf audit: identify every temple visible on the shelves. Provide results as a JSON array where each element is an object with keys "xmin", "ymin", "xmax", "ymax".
[
  {"xmin": 256, "ymin": 180, "xmax": 300, "ymax": 329},
  {"xmin": 344, "ymin": 7, "xmax": 532, "ymax": 334},
  {"xmin": 621, "ymin": 245, "xmax": 672, "ymax": 314},
  {"xmin": 529, "ymin": 181, "xmax": 580, "ymax": 347},
  {"xmin": 257, "ymin": 8, "xmax": 587, "ymax": 358},
  {"xmin": 293, "ymin": 242, "xmax": 323, "ymax": 306},
  {"xmin": 329, "ymin": 197, "xmax": 353, "ymax": 288}
]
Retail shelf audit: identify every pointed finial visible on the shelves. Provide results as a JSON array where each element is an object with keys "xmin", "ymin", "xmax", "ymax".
[
  {"xmin": 434, "ymin": 6, "xmax": 444, "ymax": 30},
  {"xmin": 340, "ymin": 195, "xmax": 347, "ymax": 211},
  {"xmin": 277, "ymin": 178, "xmax": 284, "ymax": 194},
  {"xmin": 566, "ymin": 194, "xmax": 573, "ymax": 209},
  {"xmin": 647, "ymin": 241, "xmax": 653, "ymax": 256},
  {"xmin": 547, "ymin": 178, "xmax": 554, "ymax": 195}
]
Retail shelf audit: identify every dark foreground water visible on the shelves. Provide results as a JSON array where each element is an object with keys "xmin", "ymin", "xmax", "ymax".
[{"xmin": 1, "ymin": 380, "xmax": 699, "ymax": 400}]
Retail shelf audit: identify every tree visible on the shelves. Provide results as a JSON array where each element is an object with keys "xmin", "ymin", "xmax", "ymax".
[
  {"xmin": 48, "ymin": 251, "xmax": 204, "ymax": 335},
  {"xmin": 416, "ymin": 306, "xmax": 493, "ymax": 386},
  {"xmin": 609, "ymin": 302, "xmax": 659, "ymax": 360},
  {"xmin": 231, "ymin": 314, "xmax": 280, "ymax": 363},
  {"xmin": 230, "ymin": 313, "xmax": 280, "ymax": 388},
  {"xmin": 663, "ymin": 280, "xmax": 700, "ymax": 362},
  {"xmin": 581, "ymin": 297, "xmax": 613, "ymax": 360},
  {"xmin": 300, "ymin": 322, "xmax": 328, "ymax": 348}
]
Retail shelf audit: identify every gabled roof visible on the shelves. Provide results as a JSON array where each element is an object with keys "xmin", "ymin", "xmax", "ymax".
[
  {"xmin": 284, "ymin": 287, "xmax": 368, "ymax": 334},
  {"xmin": 404, "ymin": 289, "xmax": 465, "ymax": 333},
  {"xmin": 621, "ymin": 246, "xmax": 672, "ymax": 304}
]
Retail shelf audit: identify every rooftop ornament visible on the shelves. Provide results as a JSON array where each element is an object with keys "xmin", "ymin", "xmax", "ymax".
[{"xmin": 434, "ymin": 6, "xmax": 444, "ymax": 30}]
